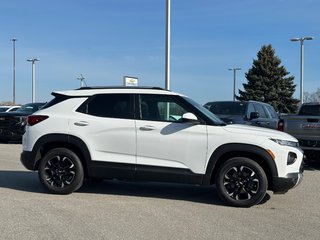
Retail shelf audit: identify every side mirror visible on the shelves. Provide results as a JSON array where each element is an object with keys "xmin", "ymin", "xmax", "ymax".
[
  {"xmin": 249, "ymin": 112, "xmax": 260, "ymax": 120},
  {"xmin": 182, "ymin": 112, "xmax": 199, "ymax": 124}
]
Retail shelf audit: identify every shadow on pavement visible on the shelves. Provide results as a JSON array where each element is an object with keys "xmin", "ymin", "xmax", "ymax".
[
  {"xmin": 80, "ymin": 179, "xmax": 225, "ymax": 205},
  {"xmin": 0, "ymin": 170, "xmax": 44, "ymax": 193},
  {"xmin": 304, "ymin": 161, "xmax": 320, "ymax": 171},
  {"xmin": 0, "ymin": 170, "xmax": 271, "ymax": 206}
]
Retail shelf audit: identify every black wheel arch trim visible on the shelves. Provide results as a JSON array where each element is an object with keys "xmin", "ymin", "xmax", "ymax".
[
  {"xmin": 26, "ymin": 133, "xmax": 92, "ymax": 172},
  {"xmin": 203, "ymin": 143, "xmax": 278, "ymax": 187}
]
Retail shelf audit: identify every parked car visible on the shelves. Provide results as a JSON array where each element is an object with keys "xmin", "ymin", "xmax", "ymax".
[
  {"xmin": 0, "ymin": 105, "xmax": 21, "ymax": 112},
  {"xmin": 0, "ymin": 102, "xmax": 46, "ymax": 142},
  {"xmin": 279, "ymin": 102, "xmax": 320, "ymax": 162},
  {"xmin": 20, "ymin": 87, "xmax": 303, "ymax": 207},
  {"xmin": 204, "ymin": 101, "xmax": 281, "ymax": 130}
]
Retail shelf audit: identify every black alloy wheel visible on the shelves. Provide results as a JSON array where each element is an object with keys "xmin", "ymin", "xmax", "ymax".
[
  {"xmin": 215, "ymin": 157, "xmax": 268, "ymax": 207},
  {"xmin": 38, "ymin": 148, "xmax": 84, "ymax": 194}
]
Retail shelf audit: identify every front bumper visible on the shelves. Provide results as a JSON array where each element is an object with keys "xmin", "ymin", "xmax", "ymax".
[
  {"xmin": 272, "ymin": 160, "xmax": 304, "ymax": 194},
  {"xmin": 273, "ymin": 172, "xmax": 303, "ymax": 193}
]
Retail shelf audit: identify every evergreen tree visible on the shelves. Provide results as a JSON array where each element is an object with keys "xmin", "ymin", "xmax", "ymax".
[{"xmin": 237, "ymin": 44, "xmax": 299, "ymax": 113}]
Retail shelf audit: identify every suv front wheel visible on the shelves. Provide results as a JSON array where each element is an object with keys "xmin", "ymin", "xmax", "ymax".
[
  {"xmin": 215, "ymin": 157, "xmax": 268, "ymax": 207},
  {"xmin": 38, "ymin": 148, "xmax": 84, "ymax": 194}
]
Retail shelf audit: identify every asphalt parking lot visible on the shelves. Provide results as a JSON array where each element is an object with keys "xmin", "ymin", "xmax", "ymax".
[{"xmin": 0, "ymin": 144, "xmax": 319, "ymax": 240}]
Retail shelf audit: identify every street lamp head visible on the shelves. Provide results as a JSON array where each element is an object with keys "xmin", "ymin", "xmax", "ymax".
[
  {"xmin": 291, "ymin": 36, "xmax": 315, "ymax": 42},
  {"xmin": 228, "ymin": 68, "xmax": 241, "ymax": 71},
  {"xmin": 304, "ymin": 36, "xmax": 314, "ymax": 41},
  {"xmin": 27, "ymin": 58, "xmax": 40, "ymax": 62}
]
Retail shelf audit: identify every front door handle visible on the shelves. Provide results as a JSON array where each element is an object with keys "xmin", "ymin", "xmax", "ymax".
[
  {"xmin": 139, "ymin": 125, "xmax": 156, "ymax": 131},
  {"xmin": 74, "ymin": 121, "xmax": 89, "ymax": 126}
]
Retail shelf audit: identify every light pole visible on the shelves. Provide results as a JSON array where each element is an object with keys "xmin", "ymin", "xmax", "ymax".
[
  {"xmin": 290, "ymin": 36, "xmax": 314, "ymax": 104},
  {"xmin": 228, "ymin": 68, "xmax": 241, "ymax": 101},
  {"xmin": 165, "ymin": 0, "xmax": 171, "ymax": 90},
  {"xmin": 27, "ymin": 58, "xmax": 40, "ymax": 103},
  {"xmin": 11, "ymin": 38, "xmax": 18, "ymax": 104},
  {"xmin": 77, "ymin": 74, "xmax": 87, "ymax": 87}
]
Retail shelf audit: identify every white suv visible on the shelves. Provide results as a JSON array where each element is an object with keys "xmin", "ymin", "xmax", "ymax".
[{"xmin": 21, "ymin": 87, "xmax": 303, "ymax": 207}]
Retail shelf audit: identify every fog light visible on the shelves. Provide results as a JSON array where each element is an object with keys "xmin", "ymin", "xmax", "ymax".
[{"xmin": 287, "ymin": 152, "xmax": 297, "ymax": 165}]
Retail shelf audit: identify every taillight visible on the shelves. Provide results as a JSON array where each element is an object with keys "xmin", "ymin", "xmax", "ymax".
[
  {"xmin": 277, "ymin": 119, "xmax": 284, "ymax": 131},
  {"xmin": 27, "ymin": 115, "xmax": 48, "ymax": 126}
]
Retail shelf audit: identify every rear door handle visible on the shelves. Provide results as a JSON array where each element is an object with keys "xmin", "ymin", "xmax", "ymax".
[
  {"xmin": 74, "ymin": 121, "xmax": 89, "ymax": 126},
  {"xmin": 139, "ymin": 125, "xmax": 156, "ymax": 131}
]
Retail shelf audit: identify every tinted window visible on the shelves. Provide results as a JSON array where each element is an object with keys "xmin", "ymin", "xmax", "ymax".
[
  {"xmin": 16, "ymin": 103, "xmax": 45, "ymax": 113},
  {"xmin": 247, "ymin": 103, "xmax": 256, "ymax": 118},
  {"xmin": 139, "ymin": 94, "xmax": 188, "ymax": 122},
  {"xmin": 0, "ymin": 107, "xmax": 9, "ymax": 112},
  {"xmin": 265, "ymin": 105, "xmax": 278, "ymax": 118},
  {"xmin": 78, "ymin": 94, "xmax": 132, "ymax": 119},
  {"xmin": 208, "ymin": 102, "xmax": 247, "ymax": 115},
  {"xmin": 299, "ymin": 105, "xmax": 320, "ymax": 116},
  {"xmin": 254, "ymin": 104, "xmax": 268, "ymax": 118}
]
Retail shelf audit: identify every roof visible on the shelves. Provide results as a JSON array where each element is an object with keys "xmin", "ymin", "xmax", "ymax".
[
  {"xmin": 53, "ymin": 86, "xmax": 180, "ymax": 97},
  {"xmin": 205, "ymin": 100, "xmax": 272, "ymax": 106}
]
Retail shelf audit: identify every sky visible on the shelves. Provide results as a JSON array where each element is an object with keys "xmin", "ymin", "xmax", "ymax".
[{"xmin": 0, "ymin": 0, "xmax": 319, "ymax": 105}]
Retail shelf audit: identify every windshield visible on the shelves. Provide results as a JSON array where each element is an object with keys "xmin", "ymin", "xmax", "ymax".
[
  {"xmin": 206, "ymin": 102, "xmax": 247, "ymax": 115},
  {"xmin": 16, "ymin": 103, "xmax": 43, "ymax": 114},
  {"xmin": 183, "ymin": 97, "xmax": 225, "ymax": 125},
  {"xmin": 0, "ymin": 107, "xmax": 9, "ymax": 112}
]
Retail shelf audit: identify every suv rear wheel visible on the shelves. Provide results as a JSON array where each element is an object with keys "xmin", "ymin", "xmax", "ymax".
[
  {"xmin": 38, "ymin": 148, "xmax": 84, "ymax": 194},
  {"xmin": 215, "ymin": 157, "xmax": 268, "ymax": 207}
]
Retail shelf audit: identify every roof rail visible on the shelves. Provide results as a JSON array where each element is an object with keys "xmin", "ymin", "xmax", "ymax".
[{"xmin": 76, "ymin": 86, "xmax": 167, "ymax": 91}]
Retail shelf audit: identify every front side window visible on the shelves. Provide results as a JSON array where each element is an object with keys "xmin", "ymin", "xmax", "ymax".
[
  {"xmin": 247, "ymin": 103, "xmax": 256, "ymax": 118},
  {"xmin": 254, "ymin": 104, "xmax": 268, "ymax": 118},
  {"xmin": 77, "ymin": 94, "xmax": 133, "ymax": 119},
  {"xmin": 138, "ymin": 94, "xmax": 188, "ymax": 122},
  {"xmin": 265, "ymin": 105, "xmax": 278, "ymax": 118}
]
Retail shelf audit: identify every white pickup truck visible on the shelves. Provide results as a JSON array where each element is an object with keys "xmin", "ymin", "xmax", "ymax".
[{"xmin": 280, "ymin": 102, "xmax": 320, "ymax": 162}]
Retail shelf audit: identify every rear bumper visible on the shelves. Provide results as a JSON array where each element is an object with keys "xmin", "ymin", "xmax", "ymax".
[{"xmin": 20, "ymin": 150, "xmax": 37, "ymax": 171}]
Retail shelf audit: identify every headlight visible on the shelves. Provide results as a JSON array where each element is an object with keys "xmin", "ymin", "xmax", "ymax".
[{"xmin": 270, "ymin": 138, "xmax": 299, "ymax": 147}]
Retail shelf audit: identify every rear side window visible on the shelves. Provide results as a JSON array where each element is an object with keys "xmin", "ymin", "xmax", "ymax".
[{"xmin": 77, "ymin": 94, "xmax": 133, "ymax": 119}]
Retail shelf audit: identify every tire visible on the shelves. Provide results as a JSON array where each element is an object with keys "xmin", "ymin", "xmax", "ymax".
[
  {"xmin": 215, "ymin": 157, "xmax": 268, "ymax": 207},
  {"xmin": 38, "ymin": 148, "xmax": 84, "ymax": 194}
]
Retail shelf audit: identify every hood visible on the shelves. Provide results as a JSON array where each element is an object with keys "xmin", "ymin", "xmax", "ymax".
[
  {"xmin": 216, "ymin": 114, "xmax": 245, "ymax": 124},
  {"xmin": 222, "ymin": 124, "xmax": 297, "ymax": 142}
]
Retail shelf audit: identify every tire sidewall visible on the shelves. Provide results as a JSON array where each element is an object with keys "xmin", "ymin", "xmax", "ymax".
[
  {"xmin": 215, "ymin": 157, "xmax": 268, "ymax": 207},
  {"xmin": 38, "ymin": 148, "xmax": 84, "ymax": 194}
]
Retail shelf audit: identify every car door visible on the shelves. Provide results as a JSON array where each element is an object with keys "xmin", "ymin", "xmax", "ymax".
[
  {"xmin": 251, "ymin": 103, "xmax": 272, "ymax": 128},
  {"xmin": 70, "ymin": 93, "xmax": 136, "ymax": 166},
  {"xmin": 263, "ymin": 104, "xmax": 279, "ymax": 129},
  {"xmin": 135, "ymin": 94, "xmax": 208, "ymax": 180}
]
